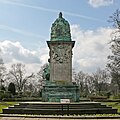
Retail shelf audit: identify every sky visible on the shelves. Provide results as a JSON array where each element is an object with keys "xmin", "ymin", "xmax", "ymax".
[{"xmin": 0, "ymin": 0, "xmax": 119, "ymax": 74}]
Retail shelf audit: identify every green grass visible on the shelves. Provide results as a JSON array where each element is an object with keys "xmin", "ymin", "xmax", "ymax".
[
  {"xmin": 102, "ymin": 102, "xmax": 120, "ymax": 113},
  {"xmin": 0, "ymin": 102, "xmax": 18, "ymax": 113}
]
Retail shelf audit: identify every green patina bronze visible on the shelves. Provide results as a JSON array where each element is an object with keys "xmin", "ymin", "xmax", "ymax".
[
  {"xmin": 51, "ymin": 12, "xmax": 71, "ymax": 41},
  {"xmin": 43, "ymin": 65, "xmax": 50, "ymax": 81},
  {"xmin": 42, "ymin": 13, "xmax": 80, "ymax": 102},
  {"xmin": 42, "ymin": 81, "xmax": 80, "ymax": 102}
]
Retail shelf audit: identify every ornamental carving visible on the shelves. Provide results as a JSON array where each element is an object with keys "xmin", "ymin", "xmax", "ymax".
[{"xmin": 51, "ymin": 45, "xmax": 71, "ymax": 63}]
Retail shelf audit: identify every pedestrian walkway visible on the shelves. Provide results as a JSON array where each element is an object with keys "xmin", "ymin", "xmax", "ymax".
[{"xmin": 0, "ymin": 117, "xmax": 120, "ymax": 120}]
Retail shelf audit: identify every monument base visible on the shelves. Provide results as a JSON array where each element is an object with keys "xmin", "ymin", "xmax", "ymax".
[{"xmin": 42, "ymin": 81, "xmax": 80, "ymax": 102}]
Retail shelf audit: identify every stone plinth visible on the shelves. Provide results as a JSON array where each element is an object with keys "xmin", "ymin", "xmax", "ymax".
[
  {"xmin": 47, "ymin": 41, "xmax": 75, "ymax": 83},
  {"xmin": 42, "ymin": 81, "xmax": 80, "ymax": 102}
]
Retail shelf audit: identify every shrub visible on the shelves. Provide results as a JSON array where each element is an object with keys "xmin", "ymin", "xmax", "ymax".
[
  {"xmin": 2, "ymin": 97, "xmax": 42, "ymax": 101},
  {"xmin": 1, "ymin": 85, "xmax": 6, "ymax": 91},
  {"xmin": 0, "ymin": 91, "xmax": 12, "ymax": 100},
  {"xmin": 0, "ymin": 91, "xmax": 4, "ymax": 100},
  {"xmin": 8, "ymin": 82, "xmax": 16, "ymax": 95},
  {"xmin": 106, "ymin": 91, "xmax": 111, "ymax": 98},
  {"xmin": 89, "ymin": 96, "xmax": 107, "ymax": 102},
  {"xmin": 113, "ymin": 94, "xmax": 120, "ymax": 99}
]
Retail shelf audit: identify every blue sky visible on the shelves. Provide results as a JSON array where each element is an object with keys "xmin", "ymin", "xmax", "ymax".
[{"xmin": 0, "ymin": 0, "xmax": 119, "ymax": 73}]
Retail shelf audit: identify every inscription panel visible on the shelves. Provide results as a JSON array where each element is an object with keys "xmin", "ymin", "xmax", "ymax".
[{"xmin": 47, "ymin": 41, "xmax": 75, "ymax": 83}]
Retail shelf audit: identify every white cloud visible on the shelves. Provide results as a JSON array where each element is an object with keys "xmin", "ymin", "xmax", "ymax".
[
  {"xmin": 0, "ymin": 26, "xmax": 113, "ymax": 73},
  {"xmin": 0, "ymin": 40, "xmax": 40, "ymax": 63},
  {"xmin": 88, "ymin": 0, "xmax": 113, "ymax": 8},
  {"xmin": 0, "ymin": 40, "xmax": 49, "ymax": 73},
  {"xmin": 71, "ymin": 25, "xmax": 112, "ymax": 73}
]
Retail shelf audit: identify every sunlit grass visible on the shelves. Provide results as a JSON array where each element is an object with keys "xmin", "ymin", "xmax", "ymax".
[
  {"xmin": 102, "ymin": 102, "xmax": 120, "ymax": 113},
  {"xmin": 0, "ymin": 102, "xmax": 18, "ymax": 113}
]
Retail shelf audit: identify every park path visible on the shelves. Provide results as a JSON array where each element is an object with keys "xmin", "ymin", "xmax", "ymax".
[{"xmin": 0, "ymin": 117, "xmax": 120, "ymax": 120}]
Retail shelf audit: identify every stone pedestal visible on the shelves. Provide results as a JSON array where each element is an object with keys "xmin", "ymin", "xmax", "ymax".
[
  {"xmin": 42, "ymin": 13, "xmax": 80, "ymax": 102},
  {"xmin": 47, "ymin": 41, "xmax": 75, "ymax": 83},
  {"xmin": 42, "ymin": 41, "xmax": 80, "ymax": 102},
  {"xmin": 42, "ymin": 81, "xmax": 80, "ymax": 102}
]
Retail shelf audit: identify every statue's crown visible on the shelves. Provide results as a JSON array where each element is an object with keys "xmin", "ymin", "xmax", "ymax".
[{"xmin": 50, "ymin": 12, "xmax": 71, "ymax": 41}]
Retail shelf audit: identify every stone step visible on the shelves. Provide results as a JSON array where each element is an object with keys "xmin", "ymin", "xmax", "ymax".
[
  {"xmin": 10, "ymin": 104, "xmax": 109, "ymax": 109},
  {"xmin": 17, "ymin": 102, "xmax": 104, "ymax": 107},
  {"xmin": 19, "ymin": 102, "xmax": 102, "ymax": 105},
  {"xmin": 2, "ymin": 102, "xmax": 118, "ymax": 115},
  {"xmin": 3, "ymin": 107, "xmax": 117, "ymax": 115}
]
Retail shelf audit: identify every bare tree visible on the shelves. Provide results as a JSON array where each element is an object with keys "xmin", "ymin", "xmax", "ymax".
[
  {"xmin": 36, "ymin": 63, "xmax": 49, "ymax": 91},
  {"xmin": 0, "ymin": 56, "xmax": 7, "ymax": 89},
  {"xmin": 9, "ymin": 63, "xmax": 34, "ymax": 93},
  {"xmin": 108, "ymin": 9, "xmax": 120, "ymax": 30},
  {"xmin": 107, "ymin": 9, "xmax": 120, "ymax": 91},
  {"xmin": 92, "ymin": 68, "xmax": 110, "ymax": 95},
  {"xmin": 73, "ymin": 68, "xmax": 110, "ymax": 97},
  {"xmin": 84, "ymin": 74, "xmax": 95, "ymax": 95},
  {"xmin": 73, "ymin": 70, "xmax": 91, "ymax": 97},
  {"xmin": 0, "ymin": 64, "xmax": 6, "ymax": 89}
]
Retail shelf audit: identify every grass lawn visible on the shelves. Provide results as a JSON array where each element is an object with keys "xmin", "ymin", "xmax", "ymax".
[
  {"xmin": 0, "ymin": 102, "xmax": 18, "ymax": 113},
  {"xmin": 102, "ymin": 102, "xmax": 120, "ymax": 113}
]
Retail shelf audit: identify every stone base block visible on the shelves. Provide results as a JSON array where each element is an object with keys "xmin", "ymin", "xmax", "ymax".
[{"xmin": 42, "ymin": 81, "xmax": 80, "ymax": 102}]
